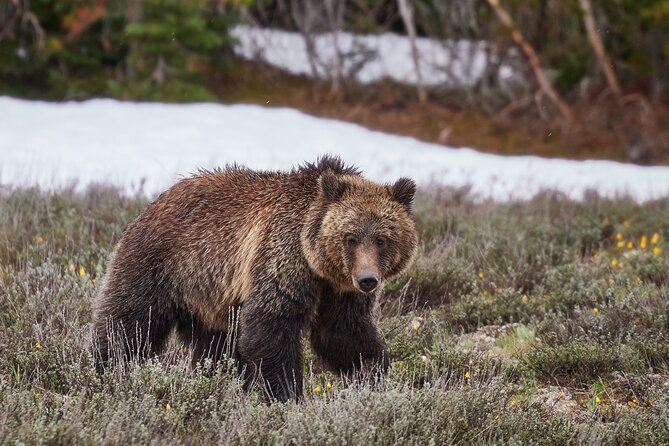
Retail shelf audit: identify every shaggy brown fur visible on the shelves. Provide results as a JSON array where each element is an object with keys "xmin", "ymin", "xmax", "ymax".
[{"xmin": 92, "ymin": 156, "xmax": 418, "ymax": 402}]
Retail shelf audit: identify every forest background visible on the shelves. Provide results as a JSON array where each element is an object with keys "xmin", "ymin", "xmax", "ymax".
[{"xmin": 3, "ymin": 0, "xmax": 669, "ymax": 163}]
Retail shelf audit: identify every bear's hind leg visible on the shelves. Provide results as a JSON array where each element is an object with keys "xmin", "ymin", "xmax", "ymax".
[{"xmin": 92, "ymin": 289, "xmax": 176, "ymax": 372}]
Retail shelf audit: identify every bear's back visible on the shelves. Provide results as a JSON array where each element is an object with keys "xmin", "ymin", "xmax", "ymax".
[{"xmin": 111, "ymin": 166, "xmax": 320, "ymax": 330}]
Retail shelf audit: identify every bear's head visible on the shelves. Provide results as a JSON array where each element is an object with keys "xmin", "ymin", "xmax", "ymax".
[{"xmin": 302, "ymin": 170, "xmax": 418, "ymax": 294}]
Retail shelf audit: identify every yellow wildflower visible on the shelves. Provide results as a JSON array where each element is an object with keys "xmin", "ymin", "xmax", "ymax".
[
  {"xmin": 510, "ymin": 398, "xmax": 517, "ymax": 407},
  {"xmin": 651, "ymin": 233, "xmax": 660, "ymax": 244},
  {"xmin": 478, "ymin": 272, "xmax": 484, "ymax": 280},
  {"xmin": 653, "ymin": 246, "xmax": 663, "ymax": 256},
  {"xmin": 647, "ymin": 399, "xmax": 653, "ymax": 405},
  {"xmin": 314, "ymin": 386, "xmax": 322, "ymax": 394},
  {"xmin": 521, "ymin": 294, "xmax": 529, "ymax": 303},
  {"xmin": 616, "ymin": 240, "xmax": 625, "ymax": 248},
  {"xmin": 640, "ymin": 235, "xmax": 648, "ymax": 250},
  {"xmin": 464, "ymin": 371, "xmax": 471, "ymax": 380},
  {"xmin": 623, "ymin": 219, "xmax": 631, "ymax": 228},
  {"xmin": 595, "ymin": 396, "xmax": 601, "ymax": 404},
  {"xmin": 78, "ymin": 266, "xmax": 86, "ymax": 277},
  {"xmin": 411, "ymin": 320, "xmax": 421, "ymax": 332},
  {"xmin": 636, "ymin": 276, "xmax": 641, "ymax": 284},
  {"xmin": 627, "ymin": 241, "xmax": 634, "ymax": 250},
  {"xmin": 33, "ymin": 341, "xmax": 42, "ymax": 350},
  {"xmin": 616, "ymin": 232, "xmax": 623, "ymax": 241},
  {"xmin": 592, "ymin": 307, "xmax": 599, "ymax": 314},
  {"xmin": 35, "ymin": 235, "xmax": 44, "ymax": 244},
  {"xmin": 326, "ymin": 382, "xmax": 332, "ymax": 391},
  {"xmin": 165, "ymin": 403, "xmax": 171, "ymax": 412},
  {"xmin": 610, "ymin": 259, "xmax": 618, "ymax": 268},
  {"xmin": 182, "ymin": 345, "xmax": 189, "ymax": 354}
]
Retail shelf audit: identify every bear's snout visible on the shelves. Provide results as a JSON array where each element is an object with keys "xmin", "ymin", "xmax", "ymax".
[
  {"xmin": 357, "ymin": 271, "xmax": 379, "ymax": 293},
  {"xmin": 351, "ymin": 243, "xmax": 382, "ymax": 293}
]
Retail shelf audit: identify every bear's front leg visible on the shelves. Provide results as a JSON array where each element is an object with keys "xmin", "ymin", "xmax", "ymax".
[
  {"xmin": 310, "ymin": 291, "xmax": 389, "ymax": 378},
  {"xmin": 237, "ymin": 291, "xmax": 308, "ymax": 402}
]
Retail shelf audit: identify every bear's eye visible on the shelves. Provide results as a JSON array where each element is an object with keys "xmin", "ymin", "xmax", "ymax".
[
  {"xmin": 345, "ymin": 236, "xmax": 358, "ymax": 247},
  {"xmin": 376, "ymin": 238, "xmax": 386, "ymax": 247}
]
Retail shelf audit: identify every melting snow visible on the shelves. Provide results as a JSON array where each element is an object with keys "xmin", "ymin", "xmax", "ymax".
[
  {"xmin": 1, "ymin": 96, "xmax": 668, "ymax": 202},
  {"xmin": 230, "ymin": 24, "xmax": 516, "ymax": 87}
]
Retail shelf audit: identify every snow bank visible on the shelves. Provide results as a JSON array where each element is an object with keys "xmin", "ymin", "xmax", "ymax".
[
  {"xmin": 1, "ymin": 96, "xmax": 668, "ymax": 202},
  {"xmin": 230, "ymin": 25, "xmax": 515, "ymax": 87}
]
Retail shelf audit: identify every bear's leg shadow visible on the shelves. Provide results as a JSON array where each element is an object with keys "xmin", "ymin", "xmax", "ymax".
[
  {"xmin": 237, "ymin": 288, "xmax": 308, "ymax": 402},
  {"xmin": 310, "ymin": 291, "xmax": 389, "ymax": 380},
  {"xmin": 92, "ymin": 285, "xmax": 176, "ymax": 372}
]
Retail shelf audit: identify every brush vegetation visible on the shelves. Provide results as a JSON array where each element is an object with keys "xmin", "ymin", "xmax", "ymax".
[{"xmin": 1, "ymin": 184, "xmax": 668, "ymax": 444}]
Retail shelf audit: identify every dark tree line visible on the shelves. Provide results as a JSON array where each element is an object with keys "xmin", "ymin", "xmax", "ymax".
[{"xmin": 2, "ymin": 0, "xmax": 668, "ymax": 161}]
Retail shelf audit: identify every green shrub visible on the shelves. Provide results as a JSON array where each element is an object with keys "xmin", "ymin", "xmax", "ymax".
[{"xmin": 0, "ymin": 0, "xmax": 238, "ymax": 100}]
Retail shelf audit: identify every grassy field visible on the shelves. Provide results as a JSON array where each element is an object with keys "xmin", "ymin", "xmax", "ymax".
[{"xmin": 1, "ymin": 184, "xmax": 669, "ymax": 444}]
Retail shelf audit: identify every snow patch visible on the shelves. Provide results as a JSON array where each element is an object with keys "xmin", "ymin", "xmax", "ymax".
[
  {"xmin": 1, "ymin": 96, "xmax": 668, "ymax": 202},
  {"xmin": 230, "ymin": 24, "xmax": 515, "ymax": 87}
]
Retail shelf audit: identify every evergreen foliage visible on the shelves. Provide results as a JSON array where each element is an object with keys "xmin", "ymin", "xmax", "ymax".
[{"xmin": 0, "ymin": 0, "xmax": 238, "ymax": 100}]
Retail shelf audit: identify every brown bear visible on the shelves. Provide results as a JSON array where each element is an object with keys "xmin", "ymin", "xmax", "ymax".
[{"xmin": 92, "ymin": 156, "xmax": 418, "ymax": 402}]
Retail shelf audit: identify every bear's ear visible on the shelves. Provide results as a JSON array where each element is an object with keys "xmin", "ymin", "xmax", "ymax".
[
  {"xmin": 390, "ymin": 177, "xmax": 416, "ymax": 212},
  {"xmin": 320, "ymin": 170, "xmax": 348, "ymax": 203}
]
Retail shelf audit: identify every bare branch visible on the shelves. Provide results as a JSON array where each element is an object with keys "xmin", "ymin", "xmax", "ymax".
[
  {"xmin": 397, "ymin": 0, "xmax": 427, "ymax": 104},
  {"xmin": 578, "ymin": 0, "xmax": 622, "ymax": 97},
  {"xmin": 486, "ymin": 0, "xmax": 572, "ymax": 122},
  {"xmin": 290, "ymin": 0, "xmax": 321, "ymax": 78},
  {"xmin": 0, "ymin": 0, "xmax": 45, "ymax": 49}
]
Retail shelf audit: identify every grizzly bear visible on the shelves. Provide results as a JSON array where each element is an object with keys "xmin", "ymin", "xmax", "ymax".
[{"xmin": 92, "ymin": 156, "xmax": 418, "ymax": 402}]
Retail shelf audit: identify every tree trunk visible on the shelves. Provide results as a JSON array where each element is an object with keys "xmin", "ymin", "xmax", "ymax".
[
  {"xmin": 397, "ymin": 0, "xmax": 427, "ymax": 104},
  {"xmin": 578, "ymin": 0, "xmax": 622, "ymax": 98},
  {"xmin": 125, "ymin": 0, "xmax": 141, "ymax": 82}
]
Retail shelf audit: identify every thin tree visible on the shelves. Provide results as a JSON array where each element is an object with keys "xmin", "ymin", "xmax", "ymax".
[
  {"xmin": 397, "ymin": 0, "xmax": 427, "ymax": 104},
  {"xmin": 578, "ymin": 0, "xmax": 622, "ymax": 98},
  {"xmin": 125, "ymin": 0, "xmax": 141, "ymax": 82},
  {"xmin": 0, "ymin": 0, "xmax": 45, "ymax": 49},
  {"xmin": 290, "ymin": 0, "xmax": 323, "ymax": 79},
  {"xmin": 486, "ymin": 0, "xmax": 572, "ymax": 122}
]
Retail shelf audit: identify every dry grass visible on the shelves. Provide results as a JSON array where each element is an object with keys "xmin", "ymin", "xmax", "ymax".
[{"xmin": 1, "ymin": 184, "xmax": 669, "ymax": 444}]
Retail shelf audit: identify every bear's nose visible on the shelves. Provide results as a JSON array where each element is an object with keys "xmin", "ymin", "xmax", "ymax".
[{"xmin": 357, "ymin": 273, "xmax": 379, "ymax": 292}]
